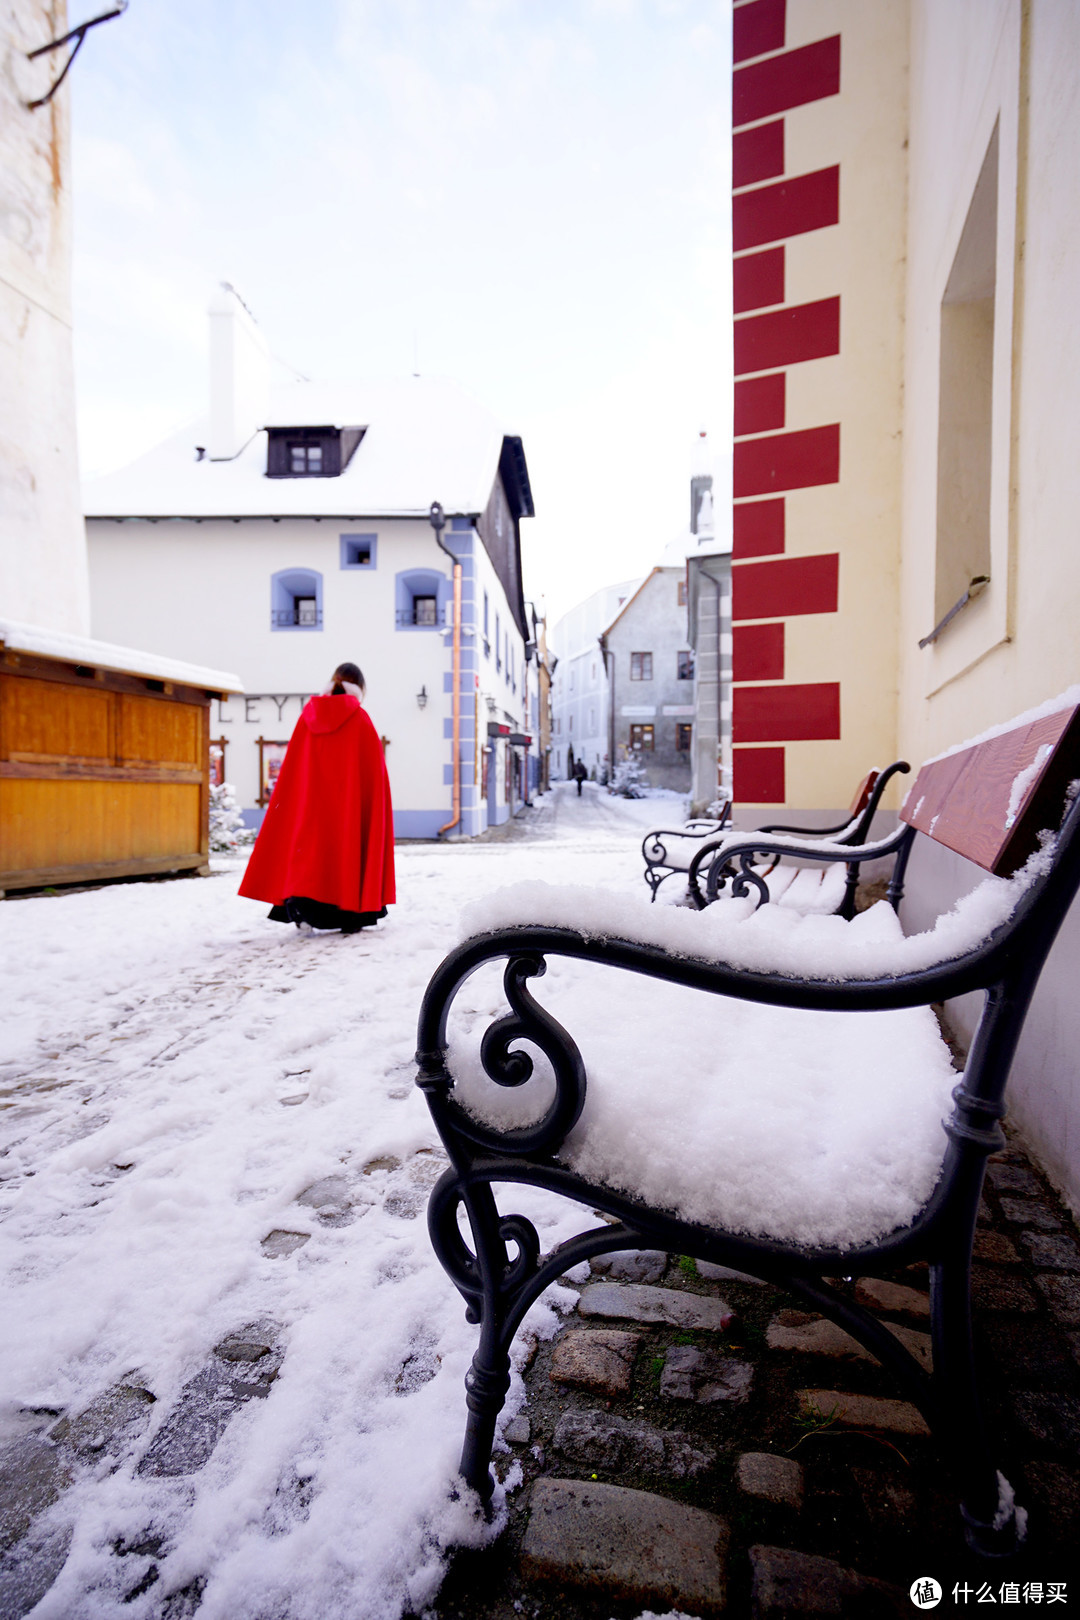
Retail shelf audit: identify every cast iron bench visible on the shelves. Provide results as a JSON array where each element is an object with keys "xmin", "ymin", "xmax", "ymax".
[
  {"xmin": 681, "ymin": 760, "xmax": 910, "ymax": 915},
  {"xmin": 641, "ymin": 802, "xmax": 733, "ymax": 901},
  {"xmin": 415, "ymin": 701, "xmax": 1080, "ymax": 1555}
]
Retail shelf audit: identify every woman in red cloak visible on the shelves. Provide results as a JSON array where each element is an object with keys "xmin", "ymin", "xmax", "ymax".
[{"xmin": 239, "ymin": 662, "xmax": 396, "ymax": 933}]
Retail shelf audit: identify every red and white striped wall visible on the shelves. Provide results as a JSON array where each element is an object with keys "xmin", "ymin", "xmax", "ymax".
[{"xmin": 731, "ymin": 0, "xmax": 841, "ymax": 804}]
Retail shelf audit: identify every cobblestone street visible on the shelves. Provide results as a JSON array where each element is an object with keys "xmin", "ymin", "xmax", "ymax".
[{"xmin": 426, "ymin": 1121, "xmax": 1080, "ymax": 1617}]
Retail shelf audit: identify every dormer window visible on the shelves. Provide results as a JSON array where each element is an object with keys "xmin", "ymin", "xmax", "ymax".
[{"xmin": 266, "ymin": 426, "xmax": 364, "ymax": 478}]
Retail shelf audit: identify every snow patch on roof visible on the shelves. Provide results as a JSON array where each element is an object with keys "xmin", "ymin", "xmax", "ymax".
[
  {"xmin": 0, "ymin": 618, "xmax": 242, "ymax": 692},
  {"xmin": 83, "ymin": 377, "xmax": 509, "ymax": 521}
]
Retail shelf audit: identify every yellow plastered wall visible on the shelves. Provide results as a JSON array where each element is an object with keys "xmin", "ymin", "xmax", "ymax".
[{"xmin": 897, "ymin": 0, "xmax": 1080, "ymax": 762}]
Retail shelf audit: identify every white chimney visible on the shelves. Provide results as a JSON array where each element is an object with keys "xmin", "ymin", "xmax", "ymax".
[{"xmin": 208, "ymin": 283, "xmax": 270, "ymax": 460}]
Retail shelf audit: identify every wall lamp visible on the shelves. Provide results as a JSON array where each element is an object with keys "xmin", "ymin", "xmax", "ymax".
[{"xmin": 416, "ymin": 685, "xmax": 428, "ymax": 710}]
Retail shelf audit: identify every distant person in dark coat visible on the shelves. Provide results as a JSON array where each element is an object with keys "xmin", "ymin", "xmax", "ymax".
[
  {"xmin": 573, "ymin": 759, "xmax": 588, "ymax": 796},
  {"xmin": 239, "ymin": 661, "xmax": 395, "ymax": 933}
]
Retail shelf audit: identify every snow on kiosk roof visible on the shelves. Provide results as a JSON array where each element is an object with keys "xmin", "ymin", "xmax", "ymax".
[
  {"xmin": 0, "ymin": 618, "xmax": 241, "ymax": 694},
  {"xmin": 83, "ymin": 377, "xmax": 534, "ymax": 524}
]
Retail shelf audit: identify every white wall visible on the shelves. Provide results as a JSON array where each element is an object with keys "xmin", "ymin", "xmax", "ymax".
[
  {"xmin": 897, "ymin": 0, "xmax": 1080, "ymax": 1215},
  {"xmin": 1, "ymin": 2, "xmax": 90, "ymax": 634},
  {"xmin": 551, "ymin": 576, "xmax": 641, "ymax": 778},
  {"xmin": 471, "ymin": 532, "xmax": 528, "ymax": 827},
  {"xmin": 88, "ymin": 513, "xmax": 529, "ymax": 834},
  {"xmin": 89, "ymin": 517, "xmax": 455, "ymax": 819}
]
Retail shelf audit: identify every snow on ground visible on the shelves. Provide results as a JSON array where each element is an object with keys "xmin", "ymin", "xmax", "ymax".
[{"xmin": 0, "ymin": 783, "xmax": 681, "ymax": 1620}]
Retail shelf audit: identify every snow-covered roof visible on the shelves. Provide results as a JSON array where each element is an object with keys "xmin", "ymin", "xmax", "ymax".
[
  {"xmin": 0, "ymin": 618, "xmax": 242, "ymax": 693},
  {"xmin": 83, "ymin": 377, "xmax": 522, "ymax": 521},
  {"xmin": 599, "ymin": 565, "xmax": 687, "ymax": 639},
  {"xmin": 660, "ymin": 527, "xmax": 732, "ymax": 566}
]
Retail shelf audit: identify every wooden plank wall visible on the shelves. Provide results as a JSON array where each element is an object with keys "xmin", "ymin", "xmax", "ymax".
[{"xmin": 0, "ymin": 659, "xmax": 212, "ymax": 891}]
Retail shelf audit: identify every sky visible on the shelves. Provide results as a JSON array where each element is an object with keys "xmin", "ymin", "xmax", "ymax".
[{"xmin": 70, "ymin": 0, "xmax": 733, "ymax": 623}]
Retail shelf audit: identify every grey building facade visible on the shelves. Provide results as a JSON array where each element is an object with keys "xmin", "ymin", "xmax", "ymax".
[{"xmin": 601, "ymin": 567, "xmax": 696, "ymax": 792}]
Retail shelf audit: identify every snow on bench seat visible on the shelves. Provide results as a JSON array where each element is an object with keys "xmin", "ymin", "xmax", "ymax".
[{"xmin": 448, "ymin": 863, "xmax": 1036, "ymax": 1249}]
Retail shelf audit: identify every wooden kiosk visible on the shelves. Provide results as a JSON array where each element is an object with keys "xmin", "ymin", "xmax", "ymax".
[{"xmin": 0, "ymin": 620, "xmax": 241, "ymax": 896}]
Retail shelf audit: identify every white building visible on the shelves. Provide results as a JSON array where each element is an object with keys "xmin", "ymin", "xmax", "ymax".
[
  {"xmin": 550, "ymin": 578, "xmax": 641, "ymax": 782},
  {"xmin": 85, "ymin": 288, "xmax": 536, "ymax": 838}
]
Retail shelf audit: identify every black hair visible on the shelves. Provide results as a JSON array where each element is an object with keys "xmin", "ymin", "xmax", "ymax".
[{"xmin": 331, "ymin": 661, "xmax": 365, "ymax": 695}]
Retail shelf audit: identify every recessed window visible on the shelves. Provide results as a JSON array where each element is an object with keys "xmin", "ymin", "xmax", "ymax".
[
  {"xmin": 676, "ymin": 722, "xmax": 692, "ymax": 751},
  {"xmin": 630, "ymin": 652, "xmax": 653, "ymax": 681},
  {"xmin": 677, "ymin": 651, "xmax": 694, "ymax": 680},
  {"xmin": 678, "ymin": 580, "xmax": 687, "ymax": 606},
  {"xmin": 932, "ymin": 125, "xmax": 998, "ymax": 635},
  {"xmin": 271, "ymin": 568, "xmax": 323, "ymax": 631},
  {"xmin": 629, "ymin": 723, "xmax": 654, "ymax": 750},
  {"xmin": 395, "ymin": 568, "xmax": 446, "ymax": 630},
  {"xmin": 340, "ymin": 533, "xmax": 377, "ymax": 569}
]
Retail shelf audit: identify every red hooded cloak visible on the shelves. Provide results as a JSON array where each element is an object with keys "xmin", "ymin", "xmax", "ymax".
[{"xmin": 239, "ymin": 694, "xmax": 395, "ymax": 916}]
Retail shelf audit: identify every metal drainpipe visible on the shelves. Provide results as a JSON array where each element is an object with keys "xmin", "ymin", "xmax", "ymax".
[
  {"xmin": 602, "ymin": 639, "xmax": 615, "ymax": 782},
  {"xmin": 429, "ymin": 502, "xmax": 462, "ymax": 837}
]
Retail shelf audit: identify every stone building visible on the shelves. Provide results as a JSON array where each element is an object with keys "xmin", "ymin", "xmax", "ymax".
[
  {"xmin": 685, "ymin": 470, "xmax": 733, "ymax": 815},
  {"xmin": 601, "ymin": 567, "xmax": 696, "ymax": 793}
]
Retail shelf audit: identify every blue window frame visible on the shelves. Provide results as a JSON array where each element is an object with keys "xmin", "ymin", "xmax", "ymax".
[
  {"xmin": 340, "ymin": 533, "xmax": 378, "ymax": 569},
  {"xmin": 271, "ymin": 568, "xmax": 323, "ymax": 631},
  {"xmin": 395, "ymin": 567, "xmax": 451, "ymax": 630}
]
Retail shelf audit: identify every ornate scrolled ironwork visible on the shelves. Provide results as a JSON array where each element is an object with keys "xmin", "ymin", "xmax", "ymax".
[
  {"xmin": 426, "ymin": 1169, "xmax": 543, "ymax": 1323},
  {"xmin": 725, "ymin": 850, "xmax": 772, "ymax": 907},
  {"xmin": 426, "ymin": 1169, "xmax": 484, "ymax": 1321},
  {"xmin": 642, "ymin": 832, "xmax": 671, "ymax": 866},
  {"xmin": 641, "ymin": 814, "xmax": 732, "ymax": 901},
  {"xmin": 433, "ymin": 951, "xmax": 587, "ymax": 1158}
]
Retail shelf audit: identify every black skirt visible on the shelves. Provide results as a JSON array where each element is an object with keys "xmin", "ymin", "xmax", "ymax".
[{"xmin": 268, "ymin": 896, "xmax": 388, "ymax": 933}]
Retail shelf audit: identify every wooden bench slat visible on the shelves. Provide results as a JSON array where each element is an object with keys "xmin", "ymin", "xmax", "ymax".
[{"xmin": 900, "ymin": 705, "xmax": 1080, "ymax": 875}]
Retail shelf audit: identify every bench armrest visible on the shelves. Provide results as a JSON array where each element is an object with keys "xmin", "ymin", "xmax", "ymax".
[
  {"xmin": 688, "ymin": 821, "xmax": 913, "ymax": 910},
  {"xmin": 758, "ymin": 761, "xmax": 911, "ymax": 842},
  {"xmin": 415, "ymin": 916, "xmax": 1016, "ymax": 1159}
]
